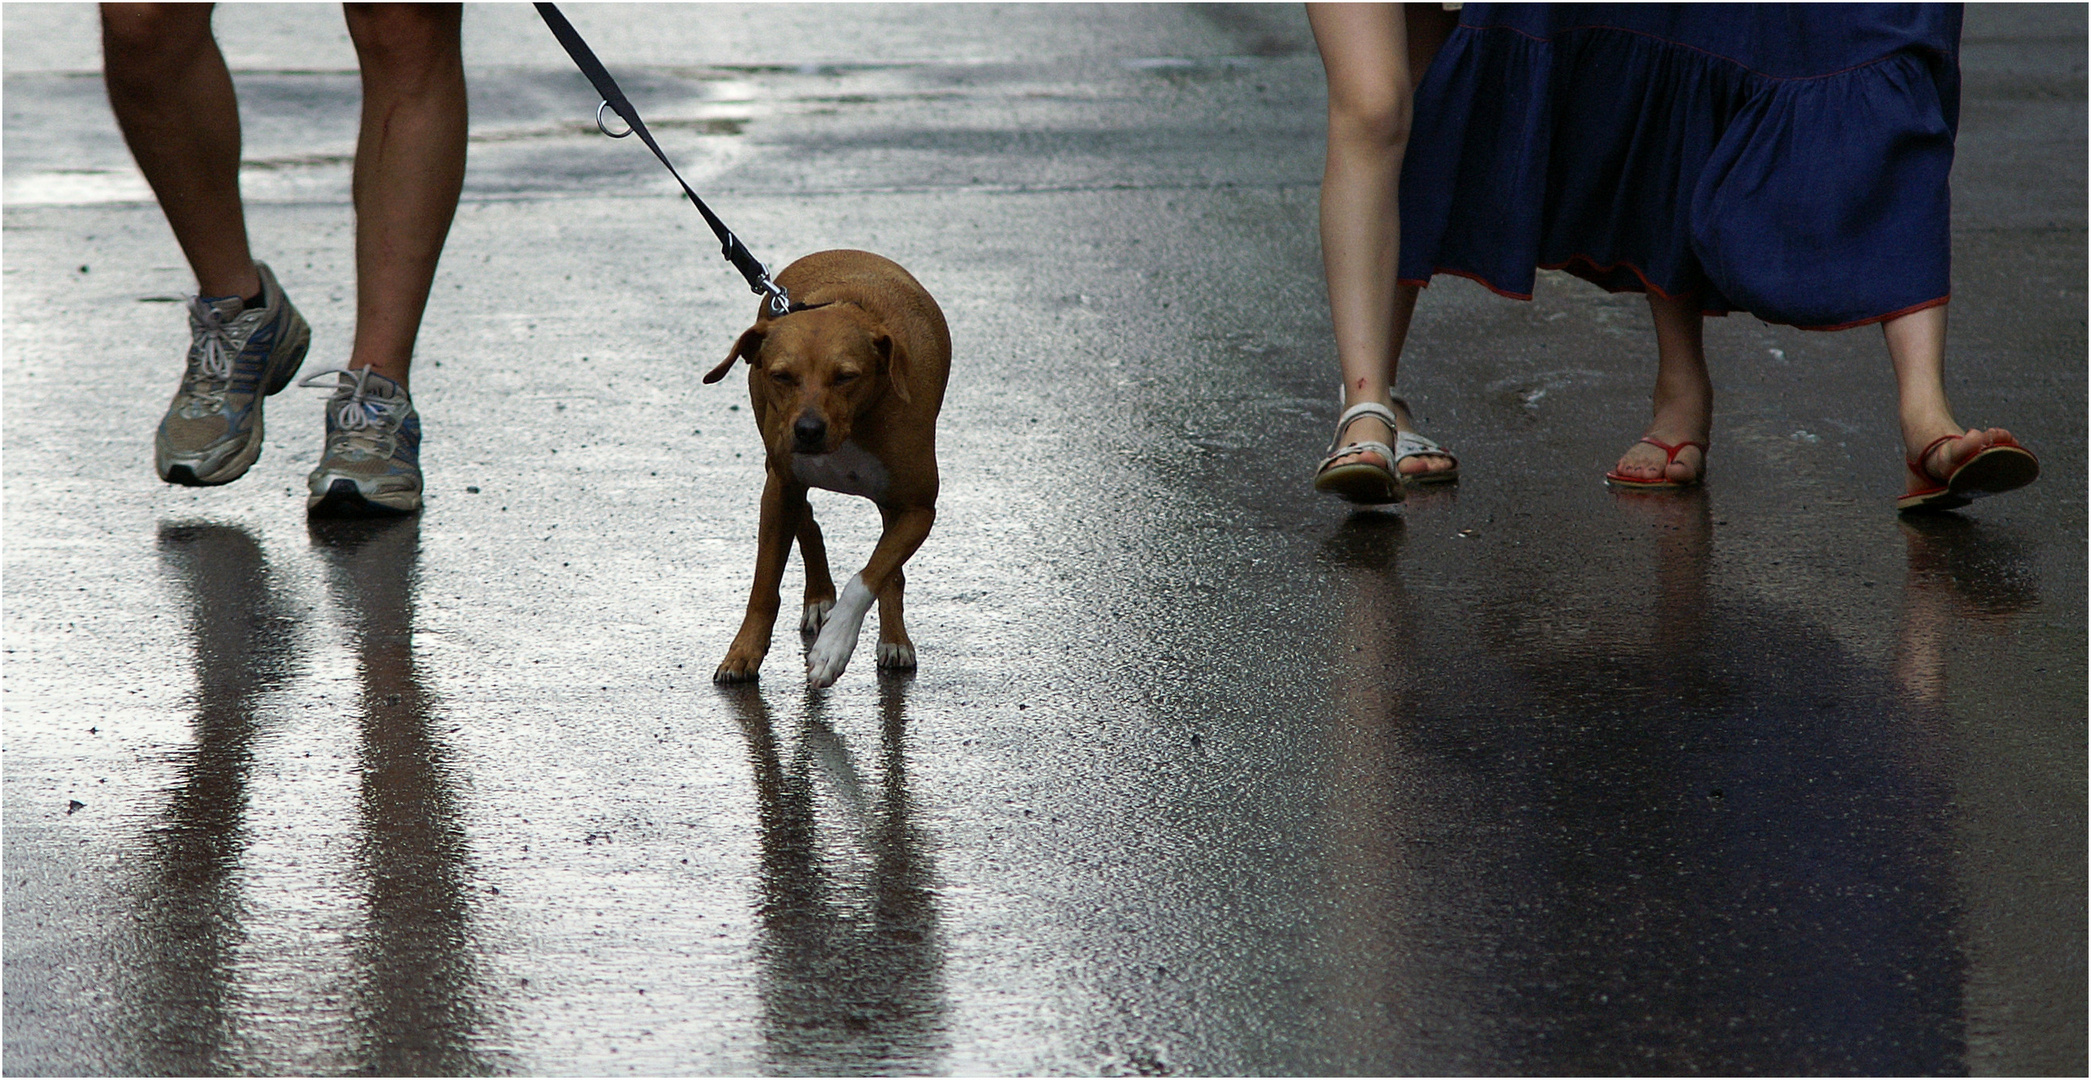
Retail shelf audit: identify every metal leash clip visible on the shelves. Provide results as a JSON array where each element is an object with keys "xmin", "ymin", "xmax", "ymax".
[
  {"xmin": 540, "ymin": 3, "xmax": 794, "ymax": 323},
  {"xmin": 758, "ymin": 277, "xmax": 793, "ymax": 318}
]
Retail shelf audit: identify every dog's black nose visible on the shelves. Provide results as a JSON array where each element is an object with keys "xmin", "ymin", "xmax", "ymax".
[{"xmin": 793, "ymin": 414, "xmax": 828, "ymax": 452}]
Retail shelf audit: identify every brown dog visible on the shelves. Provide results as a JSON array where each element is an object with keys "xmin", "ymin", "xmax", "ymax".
[{"xmin": 704, "ymin": 249, "xmax": 950, "ymax": 687}]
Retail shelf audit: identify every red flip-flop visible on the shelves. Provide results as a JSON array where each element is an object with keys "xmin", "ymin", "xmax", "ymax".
[
  {"xmin": 1605, "ymin": 437, "xmax": 1707, "ymax": 490},
  {"xmin": 1896, "ymin": 433, "xmax": 2040, "ymax": 512}
]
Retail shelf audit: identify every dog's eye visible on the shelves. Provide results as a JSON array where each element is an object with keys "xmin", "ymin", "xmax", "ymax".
[
  {"xmin": 832, "ymin": 371, "xmax": 859, "ymax": 385},
  {"xmin": 770, "ymin": 371, "xmax": 797, "ymax": 387}
]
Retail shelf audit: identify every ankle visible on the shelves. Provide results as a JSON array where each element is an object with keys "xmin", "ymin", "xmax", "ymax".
[
  {"xmin": 348, "ymin": 360, "xmax": 411, "ymax": 394},
  {"xmin": 1342, "ymin": 381, "xmax": 1390, "ymax": 409},
  {"xmin": 1899, "ymin": 412, "xmax": 1960, "ymax": 452}
]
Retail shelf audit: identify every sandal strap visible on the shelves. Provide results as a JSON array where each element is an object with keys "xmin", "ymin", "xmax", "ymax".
[
  {"xmin": 1637, "ymin": 436, "xmax": 1708, "ymax": 465},
  {"xmin": 1907, "ymin": 433, "xmax": 1962, "ymax": 481},
  {"xmin": 1329, "ymin": 401, "xmax": 1398, "ymax": 453},
  {"xmin": 1393, "ymin": 429, "xmax": 1453, "ymax": 463},
  {"xmin": 1319, "ymin": 439, "xmax": 1396, "ymax": 477}
]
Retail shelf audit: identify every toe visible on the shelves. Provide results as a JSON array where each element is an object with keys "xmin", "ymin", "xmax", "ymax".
[
  {"xmin": 1334, "ymin": 447, "xmax": 1390, "ymax": 470},
  {"xmin": 1614, "ymin": 446, "xmax": 1661, "ymax": 480},
  {"xmin": 1395, "ymin": 454, "xmax": 1441, "ymax": 477}
]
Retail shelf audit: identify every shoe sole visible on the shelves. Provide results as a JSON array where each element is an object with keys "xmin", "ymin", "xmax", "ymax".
[
  {"xmin": 1315, "ymin": 462, "xmax": 1404, "ymax": 504},
  {"xmin": 308, "ymin": 478, "xmax": 420, "ymax": 518},
  {"xmin": 1897, "ymin": 444, "xmax": 2040, "ymax": 513},
  {"xmin": 1604, "ymin": 473, "xmax": 1701, "ymax": 491}
]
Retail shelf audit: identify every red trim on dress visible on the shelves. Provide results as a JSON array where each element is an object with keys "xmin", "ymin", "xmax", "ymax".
[
  {"xmin": 1798, "ymin": 295, "xmax": 1950, "ymax": 332},
  {"xmin": 1403, "ymin": 267, "xmax": 1532, "ymax": 302},
  {"xmin": 1541, "ymin": 253, "xmax": 1691, "ymax": 301},
  {"xmin": 1407, "ymin": 255, "xmax": 1949, "ymax": 332}
]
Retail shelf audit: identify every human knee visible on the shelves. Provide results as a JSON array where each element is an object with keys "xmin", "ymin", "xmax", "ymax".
[
  {"xmin": 343, "ymin": 3, "xmax": 462, "ymax": 79},
  {"xmin": 100, "ymin": 4, "xmax": 215, "ymax": 88},
  {"xmin": 1328, "ymin": 84, "xmax": 1414, "ymax": 150}
]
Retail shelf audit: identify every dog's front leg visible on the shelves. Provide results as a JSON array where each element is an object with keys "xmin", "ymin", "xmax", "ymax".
[
  {"xmin": 806, "ymin": 502, "xmax": 935, "ymax": 687},
  {"xmin": 796, "ymin": 508, "xmax": 838, "ymax": 633},
  {"xmin": 875, "ymin": 565, "xmax": 914, "ymax": 671},
  {"xmin": 715, "ymin": 471, "xmax": 806, "ymax": 683}
]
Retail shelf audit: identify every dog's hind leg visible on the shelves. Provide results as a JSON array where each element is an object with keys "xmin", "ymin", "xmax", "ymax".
[
  {"xmin": 875, "ymin": 566, "xmax": 915, "ymax": 670},
  {"xmin": 796, "ymin": 506, "xmax": 837, "ymax": 633}
]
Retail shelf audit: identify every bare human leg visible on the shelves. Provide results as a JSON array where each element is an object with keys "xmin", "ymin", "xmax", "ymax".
[
  {"xmin": 1309, "ymin": 3, "xmax": 1457, "ymax": 484},
  {"xmin": 1611, "ymin": 291, "xmax": 1712, "ymax": 485},
  {"xmin": 1882, "ymin": 304, "xmax": 2025, "ymax": 496},
  {"xmin": 101, "ymin": 3, "xmax": 259, "ymax": 300},
  {"xmin": 340, "ymin": 2, "xmax": 467, "ymax": 392}
]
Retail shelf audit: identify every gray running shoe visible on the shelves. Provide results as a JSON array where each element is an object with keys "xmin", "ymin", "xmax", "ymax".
[
  {"xmin": 301, "ymin": 367, "xmax": 423, "ymax": 517},
  {"xmin": 155, "ymin": 262, "xmax": 311, "ymax": 486}
]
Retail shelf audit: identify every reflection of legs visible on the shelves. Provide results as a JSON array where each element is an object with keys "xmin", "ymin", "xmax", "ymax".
[
  {"xmin": 1309, "ymin": 3, "xmax": 1455, "ymax": 481},
  {"xmin": 1893, "ymin": 516, "xmax": 2040, "ymax": 704},
  {"xmin": 143, "ymin": 523, "xmax": 297, "ymax": 1074},
  {"xmin": 1608, "ymin": 490, "xmax": 1713, "ymax": 667},
  {"xmin": 1883, "ymin": 305, "xmax": 2028, "ymax": 496},
  {"xmin": 340, "ymin": 3, "xmax": 467, "ymax": 390},
  {"xmin": 310, "ymin": 517, "xmax": 487, "ymax": 1073},
  {"xmin": 101, "ymin": 4, "xmax": 257, "ymax": 299},
  {"xmin": 1612, "ymin": 294, "xmax": 1712, "ymax": 484},
  {"xmin": 1647, "ymin": 493, "xmax": 1713, "ymax": 652},
  {"xmin": 1316, "ymin": 516, "xmax": 1420, "ymax": 1068}
]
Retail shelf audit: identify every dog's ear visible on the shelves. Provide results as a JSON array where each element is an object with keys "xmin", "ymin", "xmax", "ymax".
[
  {"xmin": 705, "ymin": 326, "xmax": 764, "ymax": 384},
  {"xmin": 873, "ymin": 330, "xmax": 911, "ymax": 404}
]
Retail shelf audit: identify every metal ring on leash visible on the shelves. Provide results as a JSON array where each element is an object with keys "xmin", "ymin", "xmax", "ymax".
[{"xmin": 595, "ymin": 100, "xmax": 633, "ymax": 139}]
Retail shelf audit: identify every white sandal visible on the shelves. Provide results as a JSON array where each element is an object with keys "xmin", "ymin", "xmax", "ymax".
[
  {"xmin": 1315, "ymin": 401, "xmax": 1403, "ymax": 504},
  {"xmin": 1388, "ymin": 395, "xmax": 1459, "ymax": 485}
]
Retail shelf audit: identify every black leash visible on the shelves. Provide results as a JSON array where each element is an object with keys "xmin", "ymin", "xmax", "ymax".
[{"xmin": 535, "ymin": 2, "xmax": 792, "ymax": 317}]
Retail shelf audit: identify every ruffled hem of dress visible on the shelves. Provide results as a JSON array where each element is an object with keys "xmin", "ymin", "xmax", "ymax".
[
  {"xmin": 1400, "ymin": 261, "xmax": 1951, "ymax": 332},
  {"xmin": 1396, "ymin": 13, "xmax": 1958, "ymax": 330}
]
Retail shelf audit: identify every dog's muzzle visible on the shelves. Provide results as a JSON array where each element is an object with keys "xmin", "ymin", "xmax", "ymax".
[{"xmin": 792, "ymin": 414, "xmax": 829, "ymax": 453}]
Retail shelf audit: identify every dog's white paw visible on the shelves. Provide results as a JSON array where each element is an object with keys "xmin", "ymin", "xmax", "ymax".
[
  {"xmin": 806, "ymin": 621, "xmax": 858, "ymax": 687},
  {"xmin": 876, "ymin": 641, "xmax": 916, "ymax": 670},
  {"xmin": 806, "ymin": 575, "xmax": 874, "ymax": 687},
  {"xmin": 801, "ymin": 599, "xmax": 834, "ymax": 634}
]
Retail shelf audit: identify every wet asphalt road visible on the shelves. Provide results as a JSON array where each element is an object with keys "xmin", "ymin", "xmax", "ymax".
[{"xmin": 3, "ymin": 4, "xmax": 2085, "ymax": 1075}]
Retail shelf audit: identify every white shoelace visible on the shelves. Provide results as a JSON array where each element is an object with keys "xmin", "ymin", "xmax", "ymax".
[
  {"xmin": 299, "ymin": 367, "xmax": 402, "ymax": 452},
  {"xmin": 183, "ymin": 297, "xmax": 240, "ymax": 410}
]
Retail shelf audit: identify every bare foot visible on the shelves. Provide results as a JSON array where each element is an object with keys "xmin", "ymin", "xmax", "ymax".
[
  {"xmin": 1613, "ymin": 373, "xmax": 1712, "ymax": 485},
  {"xmin": 1612, "ymin": 434, "xmax": 1707, "ymax": 484}
]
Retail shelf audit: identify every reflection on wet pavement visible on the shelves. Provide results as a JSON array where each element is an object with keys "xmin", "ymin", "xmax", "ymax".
[
  {"xmin": 1, "ymin": 3, "xmax": 2078, "ymax": 1073},
  {"xmin": 308, "ymin": 515, "xmax": 504, "ymax": 1075},
  {"xmin": 726, "ymin": 681, "xmax": 948, "ymax": 1074},
  {"xmin": 1319, "ymin": 491, "xmax": 1970, "ymax": 1074},
  {"xmin": 1895, "ymin": 515, "xmax": 2042, "ymax": 706},
  {"xmin": 115, "ymin": 519, "xmax": 503, "ymax": 1074},
  {"xmin": 127, "ymin": 523, "xmax": 304, "ymax": 1074}
]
